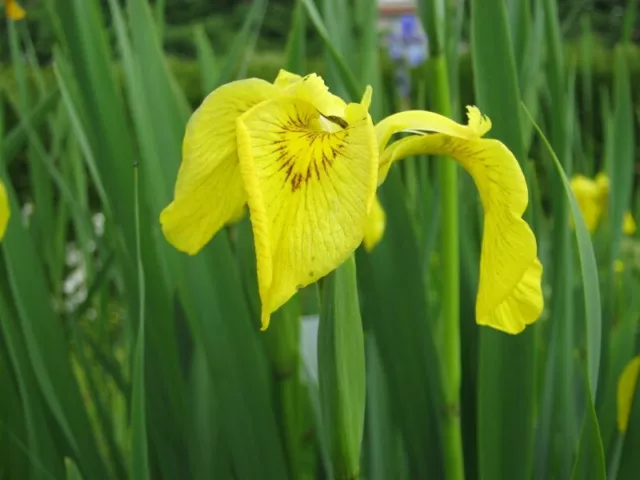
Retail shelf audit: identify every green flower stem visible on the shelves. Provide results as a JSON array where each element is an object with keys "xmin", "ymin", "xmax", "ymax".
[{"xmin": 431, "ymin": 54, "xmax": 465, "ymax": 480}]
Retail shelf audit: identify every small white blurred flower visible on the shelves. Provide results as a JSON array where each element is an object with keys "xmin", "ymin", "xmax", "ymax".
[
  {"xmin": 21, "ymin": 201, "xmax": 34, "ymax": 226},
  {"xmin": 64, "ymin": 285, "xmax": 87, "ymax": 313},
  {"xmin": 63, "ymin": 266, "xmax": 86, "ymax": 295},
  {"xmin": 92, "ymin": 212, "xmax": 105, "ymax": 237},
  {"xmin": 66, "ymin": 243, "xmax": 83, "ymax": 267}
]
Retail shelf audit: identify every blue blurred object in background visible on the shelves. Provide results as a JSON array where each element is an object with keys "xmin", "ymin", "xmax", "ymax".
[{"xmin": 385, "ymin": 13, "xmax": 428, "ymax": 98}]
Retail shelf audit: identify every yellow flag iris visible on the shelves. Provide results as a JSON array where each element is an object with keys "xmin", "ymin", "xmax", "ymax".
[
  {"xmin": 0, "ymin": 180, "xmax": 9, "ymax": 240},
  {"xmin": 162, "ymin": 72, "xmax": 377, "ymax": 329},
  {"xmin": 376, "ymin": 107, "xmax": 543, "ymax": 334},
  {"xmin": 161, "ymin": 70, "xmax": 543, "ymax": 334},
  {"xmin": 617, "ymin": 356, "xmax": 640, "ymax": 433},
  {"xmin": 3, "ymin": 0, "xmax": 25, "ymax": 20},
  {"xmin": 570, "ymin": 172, "xmax": 636, "ymax": 235}
]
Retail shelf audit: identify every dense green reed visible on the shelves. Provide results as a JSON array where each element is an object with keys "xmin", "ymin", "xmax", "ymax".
[{"xmin": 0, "ymin": 0, "xmax": 638, "ymax": 479}]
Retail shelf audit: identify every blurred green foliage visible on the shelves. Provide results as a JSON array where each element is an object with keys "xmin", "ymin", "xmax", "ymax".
[
  {"xmin": 0, "ymin": 1, "xmax": 639, "ymax": 479},
  {"xmin": 2, "ymin": 0, "xmax": 639, "ymax": 63},
  {"xmin": 2, "ymin": 36, "xmax": 640, "ymax": 106}
]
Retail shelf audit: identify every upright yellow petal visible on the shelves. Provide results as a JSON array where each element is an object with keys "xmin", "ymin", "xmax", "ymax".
[
  {"xmin": 623, "ymin": 211, "xmax": 636, "ymax": 235},
  {"xmin": 617, "ymin": 356, "xmax": 640, "ymax": 433},
  {"xmin": 273, "ymin": 69, "xmax": 303, "ymax": 88},
  {"xmin": 363, "ymin": 195, "xmax": 386, "ymax": 252},
  {"xmin": 570, "ymin": 175, "xmax": 602, "ymax": 232},
  {"xmin": 278, "ymin": 72, "xmax": 347, "ymax": 118},
  {"xmin": 0, "ymin": 180, "xmax": 9, "ymax": 240},
  {"xmin": 4, "ymin": 0, "xmax": 25, "ymax": 20},
  {"xmin": 360, "ymin": 86, "xmax": 373, "ymax": 112},
  {"xmin": 380, "ymin": 134, "xmax": 543, "ymax": 333},
  {"xmin": 160, "ymin": 78, "xmax": 278, "ymax": 254},
  {"xmin": 237, "ymin": 94, "xmax": 377, "ymax": 329}
]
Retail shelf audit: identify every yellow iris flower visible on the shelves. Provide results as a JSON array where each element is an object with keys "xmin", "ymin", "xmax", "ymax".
[
  {"xmin": 0, "ymin": 181, "xmax": 9, "ymax": 240},
  {"xmin": 570, "ymin": 172, "xmax": 636, "ymax": 235},
  {"xmin": 3, "ymin": 0, "xmax": 25, "ymax": 20},
  {"xmin": 376, "ymin": 107, "xmax": 543, "ymax": 334},
  {"xmin": 161, "ymin": 70, "xmax": 543, "ymax": 333},
  {"xmin": 617, "ymin": 356, "xmax": 640, "ymax": 433}
]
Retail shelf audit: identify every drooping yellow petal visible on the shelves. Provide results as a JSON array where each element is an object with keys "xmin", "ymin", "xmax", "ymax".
[
  {"xmin": 617, "ymin": 356, "xmax": 640, "ymax": 433},
  {"xmin": 570, "ymin": 175, "xmax": 602, "ymax": 233},
  {"xmin": 4, "ymin": 0, "xmax": 25, "ymax": 20},
  {"xmin": 160, "ymin": 78, "xmax": 279, "ymax": 254},
  {"xmin": 363, "ymin": 195, "xmax": 386, "ymax": 252},
  {"xmin": 623, "ymin": 211, "xmax": 636, "ymax": 235},
  {"xmin": 0, "ymin": 180, "xmax": 9, "ymax": 240},
  {"xmin": 237, "ymin": 95, "xmax": 377, "ymax": 329},
  {"xmin": 479, "ymin": 258, "xmax": 543, "ymax": 333},
  {"xmin": 375, "ymin": 105, "xmax": 490, "ymax": 156},
  {"xmin": 380, "ymin": 133, "xmax": 543, "ymax": 333}
]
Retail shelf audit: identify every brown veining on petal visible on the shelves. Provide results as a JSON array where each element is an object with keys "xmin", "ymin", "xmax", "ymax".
[
  {"xmin": 291, "ymin": 172, "xmax": 303, "ymax": 192},
  {"xmin": 263, "ymin": 108, "xmax": 357, "ymax": 193}
]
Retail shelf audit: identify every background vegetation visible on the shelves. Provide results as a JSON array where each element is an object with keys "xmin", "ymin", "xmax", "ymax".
[{"xmin": 0, "ymin": 0, "xmax": 639, "ymax": 479}]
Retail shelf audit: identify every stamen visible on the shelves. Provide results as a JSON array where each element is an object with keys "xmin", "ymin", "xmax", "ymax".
[
  {"xmin": 324, "ymin": 115, "xmax": 349, "ymax": 129},
  {"xmin": 316, "ymin": 109, "xmax": 349, "ymax": 130}
]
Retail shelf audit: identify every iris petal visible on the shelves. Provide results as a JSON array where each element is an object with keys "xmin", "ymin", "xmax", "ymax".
[
  {"xmin": 375, "ymin": 106, "xmax": 490, "ymax": 153},
  {"xmin": 0, "ymin": 180, "xmax": 9, "ymax": 240},
  {"xmin": 237, "ymin": 96, "xmax": 377, "ymax": 329},
  {"xmin": 623, "ymin": 212, "xmax": 636, "ymax": 235},
  {"xmin": 278, "ymin": 72, "xmax": 347, "ymax": 117},
  {"xmin": 380, "ymin": 133, "xmax": 543, "ymax": 333},
  {"xmin": 570, "ymin": 172, "xmax": 637, "ymax": 235},
  {"xmin": 273, "ymin": 70, "xmax": 303, "ymax": 88},
  {"xmin": 160, "ymin": 78, "xmax": 278, "ymax": 254},
  {"xmin": 4, "ymin": 0, "xmax": 25, "ymax": 20},
  {"xmin": 617, "ymin": 356, "xmax": 640, "ymax": 433},
  {"xmin": 570, "ymin": 175, "xmax": 602, "ymax": 232},
  {"xmin": 363, "ymin": 195, "xmax": 386, "ymax": 252}
]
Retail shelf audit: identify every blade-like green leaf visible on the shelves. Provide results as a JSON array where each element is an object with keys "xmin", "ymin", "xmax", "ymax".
[
  {"xmin": 130, "ymin": 166, "xmax": 149, "ymax": 479},
  {"xmin": 471, "ymin": 2, "xmax": 536, "ymax": 478},
  {"xmin": 0, "ymin": 279, "xmax": 64, "ymax": 480},
  {"xmin": 192, "ymin": 25, "xmax": 218, "ymax": 93},
  {"xmin": 3, "ymin": 89, "xmax": 60, "ymax": 166},
  {"xmin": 283, "ymin": 0, "xmax": 307, "ymax": 74},
  {"xmin": 608, "ymin": 47, "xmax": 634, "ymax": 269},
  {"xmin": 1, "ymin": 173, "xmax": 107, "ymax": 479},
  {"xmin": 525, "ymin": 106, "xmax": 601, "ymax": 396},
  {"xmin": 357, "ymin": 170, "xmax": 444, "ymax": 478},
  {"xmin": 300, "ymin": 0, "xmax": 360, "ymax": 100},
  {"xmin": 177, "ymin": 235, "xmax": 289, "ymax": 480},
  {"xmin": 211, "ymin": 0, "xmax": 268, "ymax": 88},
  {"xmin": 318, "ymin": 256, "xmax": 366, "ymax": 479},
  {"xmin": 570, "ymin": 373, "xmax": 606, "ymax": 480},
  {"xmin": 617, "ymin": 371, "xmax": 640, "ymax": 477}
]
